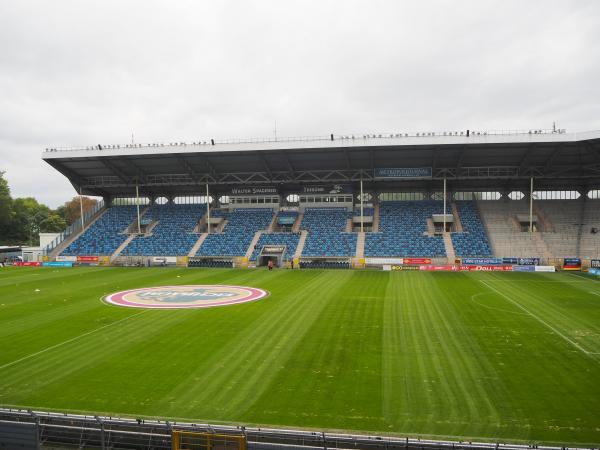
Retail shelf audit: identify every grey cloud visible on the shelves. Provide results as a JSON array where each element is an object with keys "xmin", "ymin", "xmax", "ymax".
[{"xmin": 0, "ymin": 0, "xmax": 598, "ymax": 207}]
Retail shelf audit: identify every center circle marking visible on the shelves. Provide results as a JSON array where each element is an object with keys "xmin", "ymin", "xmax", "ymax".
[{"xmin": 103, "ymin": 285, "xmax": 268, "ymax": 309}]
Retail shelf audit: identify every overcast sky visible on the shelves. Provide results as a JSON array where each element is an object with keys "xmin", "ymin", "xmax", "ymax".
[{"xmin": 1, "ymin": 0, "xmax": 599, "ymax": 207}]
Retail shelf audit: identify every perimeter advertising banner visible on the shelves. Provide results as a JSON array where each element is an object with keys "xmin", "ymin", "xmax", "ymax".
[
  {"xmin": 535, "ymin": 266, "xmax": 556, "ymax": 272},
  {"xmin": 374, "ymin": 167, "xmax": 433, "ymax": 179},
  {"xmin": 13, "ymin": 261, "xmax": 42, "ymax": 266},
  {"xmin": 459, "ymin": 265, "xmax": 513, "ymax": 272},
  {"xmin": 512, "ymin": 265, "xmax": 536, "ymax": 272},
  {"xmin": 419, "ymin": 265, "xmax": 460, "ymax": 271},
  {"xmin": 42, "ymin": 261, "xmax": 73, "ymax": 267},
  {"xmin": 589, "ymin": 268, "xmax": 600, "ymax": 276},
  {"xmin": 563, "ymin": 258, "xmax": 581, "ymax": 271},
  {"xmin": 77, "ymin": 255, "xmax": 99, "ymax": 262},
  {"xmin": 591, "ymin": 259, "xmax": 600, "ymax": 269},
  {"xmin": 462, "ymin": 257, "xmax": 503, "ymax": 265},
  {"xmin": 404, "ymin": 258, "xmax": 432, "ymax": 265},
  {"xmin": 503, "ymin": 257, "xmax": 540, "ymax": 265},
  {"xmin": 302, "ymin": 184, "xmax": 353, "ymax": 194}
]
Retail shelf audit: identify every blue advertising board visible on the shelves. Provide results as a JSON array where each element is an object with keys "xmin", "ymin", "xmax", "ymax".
[
  {"xmin": 589, "ymin": 268, "xmax": 600, "ymax": 276},
  {"xmin": 374, "ymin": 167, "xmax": 433, "ymax": 179},
  {"xmin": 42, "ymin": 261, "xmax": 73, "ymax": 267},
  {"xmin": 462, "ymin": 257, "xmax": 503, "ymax": 265}
]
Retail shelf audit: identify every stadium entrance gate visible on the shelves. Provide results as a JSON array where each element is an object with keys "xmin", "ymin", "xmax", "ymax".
[{"xmin": 257, "ymin": 245, "xmax": 286, "ymax": 267}]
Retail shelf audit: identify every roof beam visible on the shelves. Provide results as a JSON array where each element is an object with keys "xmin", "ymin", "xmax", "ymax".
[
  {"xmin": 542, "ymin": 145, "xmax": 563, "ymax": 174},
  {"xmin": 98, "ymin": 158, "xmax": 131, "ymax": 185}
]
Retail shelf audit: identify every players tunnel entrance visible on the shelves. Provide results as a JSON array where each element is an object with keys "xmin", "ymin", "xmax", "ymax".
[{"xmin": 257, "ymin": 245, "xmax": 286, "ymax": 267}]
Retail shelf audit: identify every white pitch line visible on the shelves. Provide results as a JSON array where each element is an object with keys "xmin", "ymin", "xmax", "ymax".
[
  {"xmin": 479, "ymin": 280, "xmax": 600, "ymax": 358},
  {"xmin": 591, "ymin": 291, "xmax": 600, "ymax": 297},
  {"xmin": 0, "ymin": 310, "xmax": 149, "ymax": 371}
]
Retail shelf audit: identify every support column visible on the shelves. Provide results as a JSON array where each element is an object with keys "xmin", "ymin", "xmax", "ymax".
[
  {"xmin": 529, "ymin": 177, "xmax": 534, "ymax": 233},
  {"xmin": 79, "ymin": 187, "xmax": 85, "ymax": 230},
  {"xmin": 443, "ymin": 177, "xmax": 447, "ymax": 233},
  {"xmin": 135, "ymin": 181, "xmax": 141, "ymax": 234},
  {"xmin": 360, "ymin": 178, "xmax": 364, "ymax": 232},
  {"xmin": 206, "ymin": 183, "xmax": 211, "ymax": 234}
]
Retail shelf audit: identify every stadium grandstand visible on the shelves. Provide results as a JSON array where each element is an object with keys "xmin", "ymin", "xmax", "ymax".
[{"xmin": 41, "ymin": 128, "xmax": 600, "ymax": 268}]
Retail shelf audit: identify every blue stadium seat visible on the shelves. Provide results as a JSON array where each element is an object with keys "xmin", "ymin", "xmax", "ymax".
[
  {"xmin": 196, "ymin": 208, "xmax": 274, "ymax": 257},
  {"xmin": 364, "ymin": 201, "xmax": 447, "ymax": 257},
  {"xmin": 451, "ymin": 201, "xmax": 493, "ymax": 257},
  {"xmin": 121, "ymin": 204, "xmax": 206, "ymax": 256},
  {"xmin": 301, "ymin": 208, "xmax": 357, "ymax": 257},
  {"xmin": 61, "ymin": 205, "xmax": 138, "ymax": 256}
]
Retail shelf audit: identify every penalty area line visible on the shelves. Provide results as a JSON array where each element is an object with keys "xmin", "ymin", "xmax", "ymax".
[
  {"xmin": 479, "ymin": 280, "xmax": 600, "ymax": 358},
  {"xmin": 0, "ymin": 310, "xmax": 149, "ymax": 371}
]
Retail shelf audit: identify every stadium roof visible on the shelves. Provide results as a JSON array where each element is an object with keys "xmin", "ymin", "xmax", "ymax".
[{"xmin": 42, "ymin": 129, "xmax": 600, "ymax": 198}]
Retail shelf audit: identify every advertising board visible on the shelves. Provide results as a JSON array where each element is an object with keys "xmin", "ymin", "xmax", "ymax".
[
  {"xmin": 419, "ymin": 265, "xmax": 459, "ymax": 271},
  {"xmin": 535, "ymin": 266, "xmax": 556, "ymax": 272},
  {"xmin": 13, "ymin": 261, "xmax": 42, "ymax": 266},
  {"xmin": 404, "ymin": 258, "xmax": 432, "ymax": 265},
  {"xmin": 591, "ymin": 259, "xmax": 600, "ymax": 269},
  {"xmin": 459, "ymin": 265, "xmax": 513, "ymax": 272},
  {"xmin": 462, "ymin": 258, "xmax": 503, "ymax": 265},
  {"xmin": 374, "ymin": 167, "xmax": 433, "ymax": 179},
  {"xmin": 77, "ymin": 256, "xmax": 99, "ymax": 262},
  {"xmin": 512, "ymin": 265, "xmax": 536, "ymax": 272},
  {"xmin": 365, "ymin": 258, "xmax": 403, "ymax": 265},
  {"xmin": 563, "ymin": 258, "xmax": 581, "ymax": 271},
  {"xmin": 42, "ymin": 261, "xmax": 73, "ymax": 267}
]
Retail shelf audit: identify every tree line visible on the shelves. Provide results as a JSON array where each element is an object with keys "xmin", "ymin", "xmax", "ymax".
[{"xmin": 0, "ymin": 171, "xmax": 98, "ymax": 246}]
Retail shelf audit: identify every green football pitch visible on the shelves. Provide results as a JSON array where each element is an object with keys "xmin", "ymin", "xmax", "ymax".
[{"xmin": 1, "ymin": 267, "xmax": 599, "ymax": 446}]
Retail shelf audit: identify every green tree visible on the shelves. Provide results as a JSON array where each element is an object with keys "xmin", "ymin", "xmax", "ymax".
[
  {"xmin": 56, "ymin": 196, "xmax": 98, "ymax": 225},
  {"xmin": 10, "ymin": 197, "xmax": 51, "ymax": 245},
  {"xmin": 39, "ymin": 213, "xmax": 67, "ymax": 233},
  {"xmin": 0, "ymin": 171, "xmax": 15, "ymax": 243}
]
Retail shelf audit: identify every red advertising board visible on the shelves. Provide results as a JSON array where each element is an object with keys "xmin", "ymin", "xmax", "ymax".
[
  {"xmin": 77, "ymin": 256, "xmax": 99, "ymax": 262},
  {"xmin": 459, "ymin": 265, "xmax": 513, "ymax": 272},
  {"xmin": 419, "ymin": 265, "xmax": 459, "ymax": 271},
  {"xmin": 404, "ymin": 258, "xmax": 432, "ymax": 265},
  {"xmin": 13, "ymin": 261, "xmax": 42, "ymax": 267}
]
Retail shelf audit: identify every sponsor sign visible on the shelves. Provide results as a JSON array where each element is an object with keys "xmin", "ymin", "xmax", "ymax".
[
  {"xmin": 42, "ymin": 261, "xmax": 73, "ymax": 267},
  {"xmin": 419, "ymin": 265, "xmax": 459, "ymax": 271},
  {"xmin": 231, "ymin": 186, "xmax": 278, "ymax": 195},
  {"xmin": 104, "ymin": 285, "xmax": 268, "ymax": 309},
  {"xmin": 563, "ymin": 258, "xmax": 581, "ymax": 271},
  {"xmin": 77, "ymin": 255, "xmax": 99, "ymax": 262},
  {"xmin": 262, "ymin": 245, "xmax": 286, "ymax": 253},
  {"xmin": 588, "ymin": 268, "xmax": 600, "ymax": 276},
  {"xmin": 460, "ymin": 265, "xmax": 513, "ymax": 272},
  {"xmin": 404, "ymin": 258, "xmax": 432, "ymax": 265},
  {"xmin": 512, "ymin": 265, "xmax": 536, "ymax": 272},
  {"xmin": 462, "ymin": 257, "xmax": 503, "ymax": 265},
  {"xmin": 374, "ymin": 167, "xmax": 433, "ymax": 179},
  {"xmin": 302, "ymin": 184, "xmax": 353, "ymax": 194},
  {"xmin": 392, "ymin": 265, "xmax": 419, "ymax": 271},
  {"xmin": 535, "ymin": 265, "xmax": 556, "ymax": 272},
  {"xmin": 13, "ymin": 261, "xmax": 42, "ymax": 267},
  {"xmin": 56, "ymin": 255, "xmax": 77, "ymax": 262},
  {"xmin": 365, "ymin": 257, "xmax": 403, "ymax": 265},
  {"xmin": 504, "ymin": 257, "xmax": 540, "ymax": 265},
  {"xmin": 591, "ymin": 259, "xmax": 600, "ymax": 269}
]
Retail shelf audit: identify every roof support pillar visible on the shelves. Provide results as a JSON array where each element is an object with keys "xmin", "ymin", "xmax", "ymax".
[
  {"xmin": 135, "ymin": 180, "xmax": 141, "ymax": 234},
  {"xmin": 443, "ymin": 177, "xmax": 447, "ymax": 233},
  {"xmin": 206, "ymin": 182, "xmax": 211, "ymax": 234},
  {"xmin": 529, "ymin": 177, "xmax": 534, "ymax": 233}
]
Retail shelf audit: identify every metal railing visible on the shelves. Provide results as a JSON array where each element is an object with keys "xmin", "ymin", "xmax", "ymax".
[
  {"xmin": 41, "ymin": 128, "xmax": 573, "ymax": 154},
  {"xmin": 43, "ymin": 200, "xmax": 105, "ymax": 255},
  {"xmin": 0, "ymin": 408, "xmax": 594, "ymax": 450}
]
